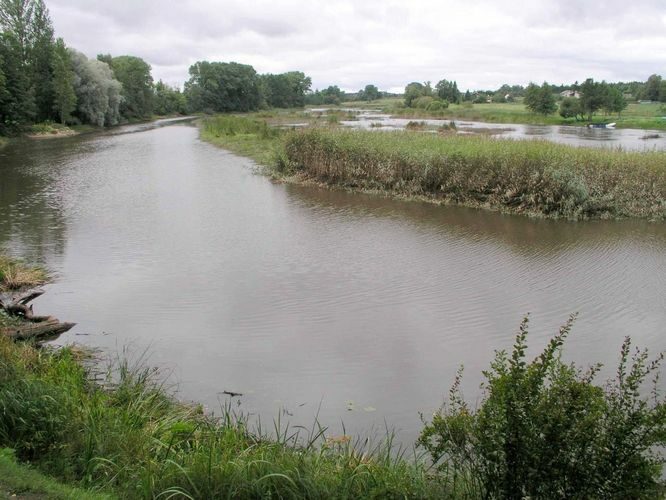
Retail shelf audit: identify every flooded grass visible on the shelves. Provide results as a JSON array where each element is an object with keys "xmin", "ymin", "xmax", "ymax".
[{"xmin": 282, "ymin": 128, "xmax": 666, "ymax": 219}]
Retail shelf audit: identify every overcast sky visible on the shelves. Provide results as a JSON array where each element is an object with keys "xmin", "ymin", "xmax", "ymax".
[{"xmin": 48, "ymin": 0, "xmax": 666, "ymax": 93}]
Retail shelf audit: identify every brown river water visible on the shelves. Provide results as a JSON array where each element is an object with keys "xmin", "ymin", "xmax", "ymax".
[{"xmin": 1, "ymin": 119, "xmax": 665, "ymax": 446}]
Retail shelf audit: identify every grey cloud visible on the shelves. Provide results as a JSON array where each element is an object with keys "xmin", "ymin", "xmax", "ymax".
[{"xmin": 46, "ymin": 0, "xmax": 666, "ymax": 92}]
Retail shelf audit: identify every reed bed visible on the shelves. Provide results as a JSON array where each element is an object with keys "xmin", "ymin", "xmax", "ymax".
[{"xmin": 283, "ymin": 129, "xmax": 666, "ymax": 219}]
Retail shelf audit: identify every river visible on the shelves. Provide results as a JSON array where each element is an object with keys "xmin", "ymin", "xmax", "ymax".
[{"xmin": 1, "ymin": 119, "xmax": 665, "ymax": 446}]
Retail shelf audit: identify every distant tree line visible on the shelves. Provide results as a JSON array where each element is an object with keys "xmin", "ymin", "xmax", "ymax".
[
  {"xmin": 0, "ymin": 0, "xmax": 315, "ymax": 135},
  {"xmin": 2, "ymin": 0, "xmax": 664, "ymax": 135}
]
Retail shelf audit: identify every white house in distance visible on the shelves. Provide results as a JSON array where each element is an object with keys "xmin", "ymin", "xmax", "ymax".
[{"xmin": 560, "ymin": 90, "xmax": 581, "ymax": 98}]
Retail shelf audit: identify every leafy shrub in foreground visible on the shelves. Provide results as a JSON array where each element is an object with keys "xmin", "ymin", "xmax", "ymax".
[{"xmin": 419, "ymin": 315, "xmax": 666, "ymax": 499}]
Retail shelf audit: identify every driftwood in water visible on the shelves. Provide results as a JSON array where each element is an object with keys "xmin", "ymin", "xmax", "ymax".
[
  {"xmin": 2, "ymin": 319, "xmax": 76, "ymax": 341},
  {"xmin": 0, "ymin": 288, "xmax": 75, "ymax": 342}
]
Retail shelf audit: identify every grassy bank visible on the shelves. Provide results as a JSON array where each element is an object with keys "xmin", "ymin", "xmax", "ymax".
[
  {"xmin": 200, "ymin": 115, "xmax": 286, "ymax": 166},
  {"xmin": 2, "ymin": 314, "xmax": 665, "ymax": 498},
  {"xmin": 0, "ymin": 136, "xmax": 8, "ymax": 148},
  {"xmin": 282, "ymin": 129, "xmax": 666, "ymax": 219},
  {"xmin": 0, "ymin": 334, "xmax": 445, "ymax": 499}
]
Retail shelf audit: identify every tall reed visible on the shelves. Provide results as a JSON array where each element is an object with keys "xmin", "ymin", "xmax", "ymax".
[{"xmin": 283, "ymin": 129, "xmax": 666, "ymax": 219}]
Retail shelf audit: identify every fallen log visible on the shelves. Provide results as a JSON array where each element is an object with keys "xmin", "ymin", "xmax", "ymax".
[
  {"xmin": 1, "ymin": 319, "xmax": 76, "ymax": 341},
  {"xmin": 1, "ymin": 288, "xmax": 75, "ymax": 342},
  {"xmin": 0, "ymin": 289, "xmax": 45, "ymax": 320}
]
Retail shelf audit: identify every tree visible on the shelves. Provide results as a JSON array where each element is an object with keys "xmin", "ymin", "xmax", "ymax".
[
  {"xmin": 51, "ymin": 38, "xmax": 75, "ymax": 123},
  {"xmin": 153, "ymin": 80, "xmax": 185, "ymax": 116},
  {"xmin": 0, "ymin": 31, "xmax": 35, "ymax": 130},
  {"xmin": 579, "ymin": 78, "xmax": 606, "ymax": 120},
  {"xmin": 0, "ymin": 0, "xmax": 33, "ymax": 65},
  {"xmin": 644, "ymin": 74, "xmax": 662, "ymax": 101},
  {"xmin": 69, "ymin": 49, "xmax": 122, "ymax": 126},
  {"xmin": 603, "ymin": 86, "xmax": 627, "ymax": 117},
  {"xmin": 404, "ymin": 82, "xmax": 424, "ymax": 107},
  {"xmin": 101, "ymin": 55, "xmax": 153, "ymax": 120},
  {"xmin": 0, "ymin": 0, "xmax": 56, "ymax": 122},
  {"xmin": 524, "ymin": 81, "xmax": 556, "ymax": 115},
  {"xmin": 358, "ymin": 84, "xmax": 380, "ymax": 101},
  {"xmin": 320, "ymin": 85, "xmax": 343, "ymax": 105},
  {"xmin": 559, "ymin": 97, "xmax": 582, "ymax": 120},
  {"xmin": 185, "ymin": 61, "xmax": 262, "ymax": 113},
  {"xmin": 260, "ymin": 71, "xmax": 311, "ymax": 108},
  {"xmin": 29, "ymin": 0, "xmax": 55, "ymax": 121},
  {"xmin": 435, "ymin": 79, "xmax": 460, "ymax": 104}
]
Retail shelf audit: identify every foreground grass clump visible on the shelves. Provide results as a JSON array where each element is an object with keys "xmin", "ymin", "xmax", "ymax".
[
  {"xmin": 283, "ymin": 129, "xmax": 666, "ymax": 219},
  {"xmin": 0, "ymin": 448, "xmax": 113, "ymax": 499},
  {"xmin": 419, "ymin": 315, "xmax": 666, "ymax": 499},
  {"xmin": 0, "ymin": 334, "xmax": 445, "ymax": 499},
  {"xmin": 0, "ymin": 255, "xmax": 47, "ymax": 291}
]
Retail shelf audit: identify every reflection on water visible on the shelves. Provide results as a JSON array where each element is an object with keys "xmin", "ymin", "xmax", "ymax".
[{"xmin": 1, "ymin": 122, "xmax": 665, "ymax": 446}]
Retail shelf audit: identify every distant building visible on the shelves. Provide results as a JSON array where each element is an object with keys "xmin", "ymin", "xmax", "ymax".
[{"xmin": 560, "ymin": 90, "xmax": 581, "ymax": 98}]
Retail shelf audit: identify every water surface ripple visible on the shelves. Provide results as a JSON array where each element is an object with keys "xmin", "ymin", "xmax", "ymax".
[{"xmin": 1, "ymin": 121, "xmax": 665, "ymax": 444}]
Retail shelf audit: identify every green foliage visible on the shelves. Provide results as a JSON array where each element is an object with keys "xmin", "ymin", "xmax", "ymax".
[
  {"xmin": 260, "ymin": 71, "xmax": 311, "ymax": 108},
  {"xmin": 68, "ymin": 49, "xmax": 122, "ymax": 126},
  {"xmin": 525, "ymin": 82, "xmax": 557, "ymax": 115},
  {"xmin": 0, "ymin": 448, "xmax": 114, "ymax": 499},
  {"xmin": 185, "ymin": 61, "xmax": 262, "ymax": 113},
  {"xmin": 283, "ymin": 128, "xmax": 666, "ymax": 219},
  {"xmin": 603, "ymin": 86, "xmax": 628, "ymax": 116},
  {"xmin": 0, "ymin": 334, "xmax": 447, "ymax": 499},
  {"xmin": 0, "ymin": 31, "xmax": 35, "ymax": 131},
  {"xmin": 52, "ymin": 38, "xmax": 75, "ymax": 123},
  {"xmin": 644, "ymin": 74, "xmax": 663, "ymax": 102},
  {"xmin": 580, "ymin": 78, "xmax": 607, "ymax": 120},
  {"xmin": 152, "ymin": 80, "xmax": 185, "ymax": 116},
  {"xmin": 404, "ymin": 81, "xmax": 426, "ymax": 107},
  {"xmin": 419, "ymin": 316, "xmax": 666, "ymax": 498},
  {"xmin": 102, "ymin": 55, "xmax": 153, "ymax": 120},
  {"xmin": 358, "ymin": 83, "xmax": 380, "ymax": 101},
  {"xmin": 435, "ymin": 79, "xmax": 460, "ymax": 104},
  {"xmin": 559, "ymin": 97, "xmax": 582, "ymax": 119}
]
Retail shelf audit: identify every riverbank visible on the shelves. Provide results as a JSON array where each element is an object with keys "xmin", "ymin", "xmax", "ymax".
[
  {"xmin": 199, "ymin": 115, "xmax": 666, "ymax": 220},
  {"xmin": 0, "ymin": 330, "xmax": 445, "ymax": 498}
]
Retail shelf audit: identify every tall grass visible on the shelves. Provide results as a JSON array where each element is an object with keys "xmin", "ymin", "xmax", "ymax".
[
  {"xmin": 0, "ymin": 255, "xmax": 48, "ymax": 291},
  {"xmin": 283, "ymin": 129, "xmax": 666, "ymax": 219},
  {"xmin": 0, "ymin": 335, "xmax": 447, "ymax": 498}
]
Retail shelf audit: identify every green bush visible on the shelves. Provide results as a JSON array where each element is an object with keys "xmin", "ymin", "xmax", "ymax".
[
  {"xmin": 427, "ymin": 100, "xmax": 449, "ymax": 112},
  {"xmin": 418, "ymin": 315, "xmax": 666, "ymax": 498}
]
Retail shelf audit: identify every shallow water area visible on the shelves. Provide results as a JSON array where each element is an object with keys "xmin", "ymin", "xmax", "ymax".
[
  {"xmin": 1, "ymin": 120, "xmax": 665, "ymax": 446},
  {"xmin": 334, "ymin": 109, "xmax": 666, "ymax": 151}
]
